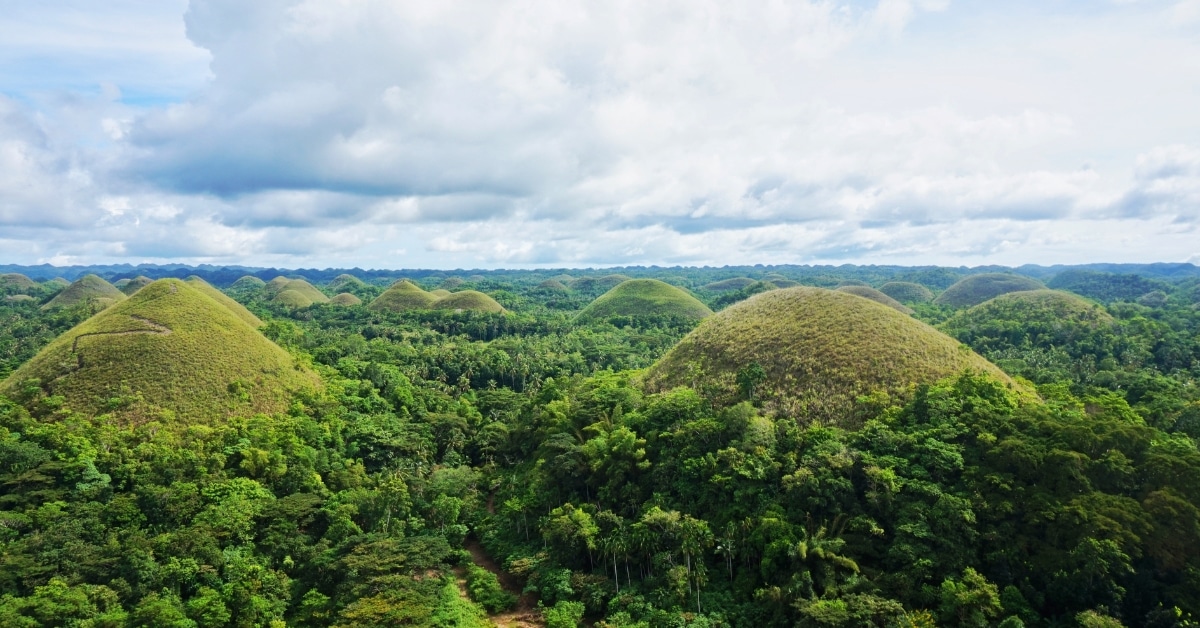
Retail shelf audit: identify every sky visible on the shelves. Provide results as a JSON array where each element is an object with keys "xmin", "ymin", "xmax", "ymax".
[{"xmin": 1, "ymin": 0, "xmax": 1199, "ymax": 269}]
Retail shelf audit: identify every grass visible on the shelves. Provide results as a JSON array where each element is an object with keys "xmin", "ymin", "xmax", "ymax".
[
  {"xmin": 577, "ymin": 279, "xmax": 712, "ymax": 322},
  {"xmin": 537, "ymin": 279, "xmax": 569, "ymax": 291},
  {"xmin": 570, "ymin": 274, "xmax": 632, "ymax": 292},
  {"xmin": 1, "ymin": 279, "xmax": 319, "ymax": 423},
  {"xmin": 264, "ymin": 276, "xmax": 294, "ymax": 296},
  {"xmin": 368, "ymin": 280, "xmax": 439, "ymax": 312},
  {"xmin": 270, "ymin": 279, "xmax": 330, "ymax": 306},
  {"xmin": 941, "ymin": 290, "xmax": 1113, "ymax": 348},
  {"xmin": 119, "ymin": 276, "xmax": 154, "ymax": 296},
  {"xmin": 644, "ymin": 286, "xmax": 1018, "ymax": 426},
  {"xmin": 934, "ymin": 273, "xmax": 1045, "ymax": 308},
  {"xmin": 439, "ymin": 277, "xmax": 467, "ymax": 290},
  {"xmin": 231, "ymin": 275, "xmax": 267, "ymax": 290},
  {"xmin": 836, "ymin": 285, "xmax": 913, "ymax": 314},
  {"xmin": 431, "ymin": 291, "xmax": 505, "ymax": 313},
  {"xmin": 44, "ymin": 278, "xmax": 70, "ymax": 290},
  {"xmin": 702, "ymin": 277, "xmax": 758, "ymax": 292},
  {"xmin": 430, "ymin": 289, "xmax": 452, "ymax": 297},
  {"xmin": 41, "ymin": 275, "xmax": 126, "ymax": 311},
  {"xmin": 328, "ymin": 274, "xmax": 366, "ymax": 291},
  {"xmin": 330, "ymin": 292, "xmax": 363, "ymax": 306},
  {"xmin": 0, "ymin": 273, "xmax": 41, "ymax": 295},
  {"xmin": 186, "ymin": 277, "xmax": 264, "ymax": 327},
  {"xmin": 879, "ymin": 281, "xmax": 934, "ymax": 304}
]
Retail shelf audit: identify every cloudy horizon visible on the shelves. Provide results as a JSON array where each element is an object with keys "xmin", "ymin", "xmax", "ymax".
[{"xmin": 1, "ymin": 0, "xmax": 1199, "ymax": 269}]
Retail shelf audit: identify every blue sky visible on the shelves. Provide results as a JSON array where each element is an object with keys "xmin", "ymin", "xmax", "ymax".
[{"xmin": 1, "ymin": 0, "xmax": 1198, "ymax": 268}]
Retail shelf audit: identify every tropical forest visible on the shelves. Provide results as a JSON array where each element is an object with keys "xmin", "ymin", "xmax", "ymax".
[{"xmin": 0, "ymin": 263, "xmax": 1199, "ymax": 628}]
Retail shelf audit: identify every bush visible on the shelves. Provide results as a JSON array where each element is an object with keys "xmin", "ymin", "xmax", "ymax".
[
  {"xmin": 464, "ymin": 564, "xmax": 517, "ymax": 613},
  {"xmin": 544, "ymin": 600, "xmax": 586, "ymax": 628}
]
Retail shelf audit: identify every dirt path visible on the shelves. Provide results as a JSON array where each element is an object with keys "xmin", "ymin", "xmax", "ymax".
[{"xmin": 454, "ymin": 538, "xmax": 544, "ymax": 628}]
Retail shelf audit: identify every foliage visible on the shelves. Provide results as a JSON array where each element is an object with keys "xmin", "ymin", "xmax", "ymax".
[
  {"xmin": 934, "ymin": 274, "xmax": 1046, "ymax": 308},
  {"xmin": 577, "ymin": 279, "xmax": 713, "ymax": 323}
]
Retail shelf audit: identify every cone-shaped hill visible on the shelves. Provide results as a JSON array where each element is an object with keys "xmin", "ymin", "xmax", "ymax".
[
  {"xmin": 431, "ymin": 290, "xmax": 505, "ymax": 313},
  {"xmin": 0, "ymin": 279, "xmax": 319, "ymax": 423},
  {"xmin": 577, "ymin": 279, "xmax": 712, "ymax": 323},
  {"xmin": 231, "ymin": 275, "xmax": 267, "ymax": 290},
  {"xmin": 879, "ymin": 281, "xmax": 934, "ymax": 304},
  {"xmin": 703, "ymin": 277, "xmax": 757, "ymax": 292},
  {"xmin": 942, "ymin": 290, "xmax": 1113, "ymax": 351},
  {"xmin": 330, "ymin": 293, "xmax": 362, "ymax": 306},
  {"xmin": 264, "ymin": 276, "xmax": 294, "ymax": 296},
  {"xmin": 41, "ymin": 275, "xmax": 126, "ymax": 311},
  {"xmin": 836, "ymin": 285, "xmax": 913, "ymax": 314},
  {"xmin": 368, "ymin": 280, "xmax": 438, "ymax": 312},
  {"xmin": 119, "ymin": 276, "xmax": 154, "ymax": 296},
  {"xmin": 644, "ymin": 287, "xmax": 1017, "ymax": 425},
  {"xmin": 934, "ymin": 273, "xmax": 1045, "ymax": 308},
  {"xmin": 186, "ymin": 277, "xmax": 263, "ymax": 327},
  {"xmin": 438, "ymin": 277, "xmax": 466, "ymax": 290},
  {"xmin": 270, "ymin": 280, "xmax": 329, "ymax": 306},
  {"xmin": 44, "ymin": 278, "xmax": 70, "ymax": 290},
  {"xmin": 537, "ymin": 279, "xmax": 569, "ymax": 292},
  {"xmin": 1, "ymin": 273, "xmax": 40, "ymax": 295},
  {"xmin": 328, "ymin": 274, "xmax": 366, "ymax": 291}
]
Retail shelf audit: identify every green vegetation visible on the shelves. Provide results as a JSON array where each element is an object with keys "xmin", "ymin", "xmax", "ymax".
[
  {"xmin": 577, "ymin": 279, "xmax": 713, "ymax": 324},
  {"xmin": 934, "ymin": 273, "xmax": 1045, "ymax": 308},
  {"xmin": 274, "ymin": 288, "xmax": 316, "ymax": 308},
  {"xmin": 4, "ymin": 295, "xmax": 35, "ymax": 303},
  {"xmin": 538, "ymin": 279, "xmax": 569, "ymax": 292},
  {"xmin": 231, "ymin": 275, "xmax": 267, "ymax": 290},
  {"xmin": 836, "ymin": 285, "xmax": 914, "ymax": 314},
  {"xmin": 703, "ymin": 277, "xmax": 759, "ymax": 292},
  {"xmin": 368, "ymin": 280, "xmax": 439, "ymax": 312},
  {"xmin": 264, "ymin": 276, "xmax": 294, "ymax": 296},
  {"xmin": 118, "ymin": 276, "xmax": 153, "ymax": 295},
  {"xmin": 1048, "ymin": 269, "xmax": 1169, "ymax": 302},
  {"xmin": 43, "ymin": 277, "xmax": 70, "ymax": 290},
  {"xmin": 0, "ymin": 273, "xmax": 40, "ymax": 295},
  {"xmin": 879, "ymin": 281, "xmax": 935, "ymax": 304},
  {"xmin": 1, "ymin": 263, "xmax": 1200, "ymax": 626},
  {"xmin": 430, "ymin": 288, "xmax": 452, "ymax": 297},
  {"xmin": 40, "ymin": 274, "xmax": 126, "ymax": 311},
  {"xmin": 271, "ymin": 279, "xmax": 330, "ymax": 305},
  {"xmin": 186, "ymin": 276, "xmax": 264, "ymax": 327},
  {"xmin": 431, "ymin": 290, "xmax": 506, "ymax": 313},
  {"xmin": 645, "ymin": 286, "xmax": 1015, "ymax": 423},
  {"xmin": 329, "ymin": 292, "xmax": 363, "ymax": 306},
  {"xmin": 328, "ymin": 273, "xmax": 366, "ymax": 291},
  {"xmin": 1, "ymin": 279, "xmax": 318, "ymax": 423},
  {"xmin": 439, "ymin": 277, "xmax": 467, "ymax": 290}
]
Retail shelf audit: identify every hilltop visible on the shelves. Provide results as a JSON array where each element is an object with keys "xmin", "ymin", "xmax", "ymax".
[
  {"xmin": 368, "ymin": 280, "xmax": 438, "ymax": 312},
  {"xmin": 230, "ymin": 275, "xmax": 267, "ymax": 290},
  {"xmin": 702, "ymin": 277, "xmax": 758, "ymax": 292},
  {"xmin": 41, "ymin": 275, "xmax": 126, "ymax": 311},
  {"xmin": 118, "ymin": 276, "xmax": 154, "ymax": 295},
  {"xmin": 836, "ymin": 285, "xmax": 914, "ymax": 314},
  {"xmin": 330, "ymin": 292, "xmax": 362, "ymax": 306},
  {"xmin": 270, "ymin": 279, "xmax": 329, "ymax": 306},
  {"xmin": 934, "ymin": 273, "xmax": 1045, "ymax": 308},
  {"xmin": 0, "ymin": 273, "xmax": 40, "ymax": 295},
  {"xmin": 431, "ymin": 290, "xmax": 505, "ymax": 313},
  {"xmin": 879, "ymin": 281, "xmax": 934, "ymax": 304},
  {"xmin": 941, "ymin": 290, "xmax": 1113, "ymax": 360},
  {"xmin": 186, "ymin": 277, "xmax": 264, "ymax": 327},
  {"xmin": 644, "ymin": 287, "xmax": 1016, "ymax": 424},
  {"xmin": 0, "ymin": 279, "xmax": 318, "ymax": 423},
  {"xmin": 577, "ymin": 279, "xmax": 712, "ymax": 322},
  {"xmin": 328, "ymin": 274, "xmax": 366, "ymax": 291}
]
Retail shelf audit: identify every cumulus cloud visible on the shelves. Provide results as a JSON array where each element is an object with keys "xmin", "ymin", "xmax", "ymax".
[{"xmin": 2, "ymin": 0, "xmax": 1200, "ymax": 266}]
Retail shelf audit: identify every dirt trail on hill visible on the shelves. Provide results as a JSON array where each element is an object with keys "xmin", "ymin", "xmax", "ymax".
[{"xmin": 453, "ymin": 538, "xmax": 543, "ymax": 627}]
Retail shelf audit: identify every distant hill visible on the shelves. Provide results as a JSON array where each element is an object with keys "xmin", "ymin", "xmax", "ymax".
[
  {"xmin": 1, "ymin": 279, "xmax": 318, "ymax": 423},
  {"xmin": 431, "ymin": 290, "xmax": 505, "ymax": 313},
  {"xmin": 328, "ymin": 274, "xmax": 366, "ymax": 291},
  {"xmin": 368, "ymin": 280, "xmax": 438, "ymax": 312},
  {"xmin": 703, "ymin": 277, "xmax": 758, "ymax": 292},
  {"xmin": 230, "ymin": 275, "xmax": 267, "ymax": 290},
  {"xmin": 836, "ymin": 285, "xmax": 913, "ymax": 314},
  {"xmin": 118, "ymin": 276, "xmax": 154, "ymax": 296},
  {"xmin": 330, "ymin": 293, "xmax": 362, "ymax": 306},
  {"xmin": 41, "ymin": 275, "xmax": 126, "ymax": 311},
  {"xmin": 934, "ymin": 273, "xmax": 1045, "ymax": 308},
  {"xmin": 269, "ymin": 280, "xmax": 329, "ymax": 306},
  {"xmin": 0, "ymin": 273, "xmax": 40, "ymax": 295},
  {"xmin": 878, "ymin": 281, "xmax": 934, "ymax": 304},
  {"xmin": 577, "ymin": 279, "xmax": 712, "ymax": 322},
  {"xmin": 537, "ymin": 279, "xmax": 569, "ymax": 292},
  {"xmin": 644, "ymin": 287, "xmax": 1017, "ymax": 425},
  {"xmin": 1047, "ymin": 269, "xmax": 1169, "ymax": 302}
]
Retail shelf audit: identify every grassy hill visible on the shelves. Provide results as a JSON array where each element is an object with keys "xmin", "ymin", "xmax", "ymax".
[
  {"xmin": 43, "ymin": 278, "xmax": 70, "ymax": 291},
  {"xmin": 879, "ymin": 281, "xmax": 934, "ymax": 304},
  {"xmin": 430, "ymin": 289, "xmax": 452, "ymax": 297},
  {"xmin": 644, "ymin": 287, "xmax": 1018, "ymax": 425},
  {"xmin": 934, "ymin": 273, "xmax": 1045, "ymax": 308},
  {"xmin": 328, "ymin": 274, "xmax": 366, "ymax": 291},
  {"xmin": 330, "ymin": 292, "xmax": 362, "ymax": 306},
  {"xmin": 118, "ymin": 276, "xmax": 154, "ymax": 296},
  {"xmin": 270, "ymin": 280, "xmax": 329, "ymax": 306},
  {"xmin": 703, "ymin": 277, "xmax": 758, "ymax": 292},
  {"xmin": 0, "ymin": 279, "xmax": 319, "ymax": 423},
  {"xmin": 231, "ymin": 275, "xmax": 267, "ymax": 290},
  {"xmin": 264, "ymin": 276, "xmax": 294, "ymax": 296},
  {"xmin": 577, "ymin": 279, "xmax": 713, "ymax": 322},
  {"xmin": 836, "ymin": 285, "xmax": 914, "ymax": 314},
  {"xmin": 186, "ymin": 277, "xmax": 264, "ymax": 327},
  {"xmin": 537, "ymin": 279, "xmax": 569, "ymax": 292},
  {"xmin": 431, "ymin": 290, "xmax": 505, "ymax": 313},
  {"xmin": 439, "ymin": 277, "xmax": 466, "ymax": 290},
  {"xmin": 41, "ymin": 275, "xmax": 126, "ymax": 311},
  {"xmin": 368, "ymin": 280, "xmax": 438, "ymax": 312},
  {"xmin": 0, "ymin": 273, "xmax": 41, "ymax": 295}
]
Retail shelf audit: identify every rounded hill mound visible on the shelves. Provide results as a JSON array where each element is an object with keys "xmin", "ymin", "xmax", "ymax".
[
  {"xmin": 0, "ymin": 279, "xmax": 319, "ymax": 423},
  {"xmin": 275, "ymin": 289, "xmax": 314, "ymax": 308},
  {"xmin": 186, "ymin": 277, "xmax": 263, "ymax": 327},
  {"xmin": 368, "ymin": 280, "xmax": 438, "ymax": 312},
  {"xmin": 439, "ymin": 277, "xmax": 466, "ymax": 290},
  {"xmin": 879, "ymin": 281, "xmax": 934, "ymax": 304},
  {"xmin": 836, "ymin": 285, "xmax": 913, "ymax": 314},
  {"xmin": 1, "ymin": 273, "xmax": 40, "ymax": 295},
  {"xmin": 41, "ymin": 275, "xmax": 126, "ymax": 311},
  {"xmin": 934, "ymin": 273, "xmax": 1045, "ymax": 308},
  {"xmin": 430, "ymin": 289, "xmax": 452, "ymax": 297},
  {"xmin": 328, "ymin": 274, "xmax": 366, "ymax": 291},
  {"xmin": 577, "ymin": 279, "xmax": 712, "ymax": 322},
  {"xmin": 330, "ymin": 293, "xmax": 362, "ymax": 306},
  {"xmin": 270, "ymin": 280, "xmax": 329, "ymax": 306},
  {"xmin": 44, "ymin": 278, "xmax": 70, "ymax": 290},
  {"xmin": 119, "ymin": 276, "xmax": 154, "ymax": 296},
  {"xmin": 537, "ymin": 279, "xmax": 569, "ymax": 292},
  {"xmin": 264, "ymin": 276, "xmax": 295, "ymax": 296},
  {"xmin": 941, "ymin": 290, "xmax": 1113, "ymax": 359},
  {"xmin": 431, "ymin": 290, "xmax": 505, "ymax": 313},
  {"xmin": 231, "ymin": 275, "xmax": 267, "ymax": 290},
  {"xmin": 644, "ymin": 287, "xmax": 1016, "ymax": 425},
  {"xmin": 703, "ymin": 277, "xmax": 757, "ymax": 292}
]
